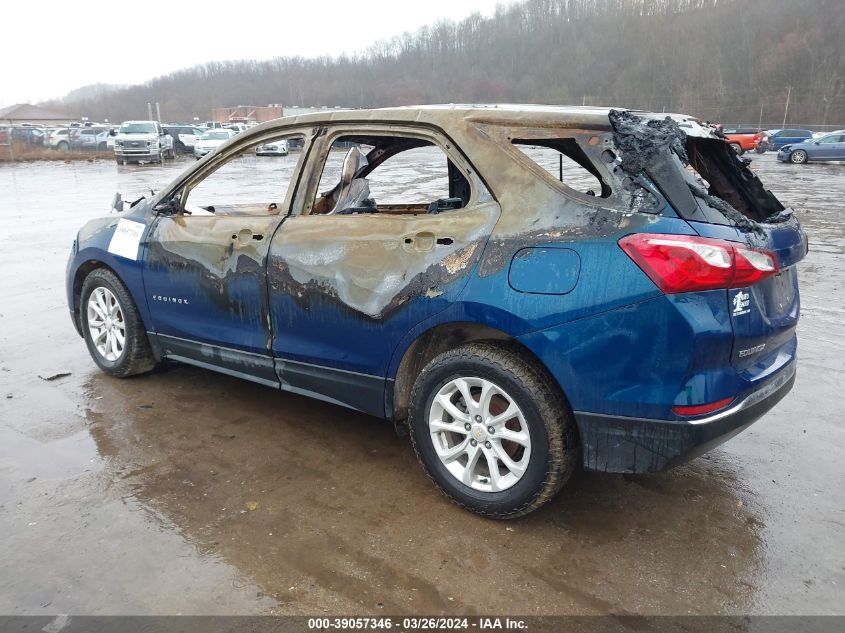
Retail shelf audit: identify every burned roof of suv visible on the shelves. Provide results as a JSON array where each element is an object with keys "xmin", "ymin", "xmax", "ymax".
[{"xmin": 246, "ymin": 104, "xmax": 719, "ymax": 139}]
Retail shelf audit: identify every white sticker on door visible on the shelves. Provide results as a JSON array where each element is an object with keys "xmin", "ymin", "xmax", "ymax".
[{"xmin": 107, "ymin": 219, "xmax": 146, "ymax": 261}]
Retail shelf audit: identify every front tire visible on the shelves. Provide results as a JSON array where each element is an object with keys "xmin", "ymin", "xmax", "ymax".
[
  {"xmin": 409, "ymin": 343, "xmax": 579, "ymax": 519},
  {"xmin": 80, "ymin": 269, "xmax": 156, "ymax": 377},
  {"xmin": 790, "ymin": 150, "xmax": 808, "ymax": 164},
  {"xmin": 730, "ymin": 143, "xmax": 743, "ymax": 155}
]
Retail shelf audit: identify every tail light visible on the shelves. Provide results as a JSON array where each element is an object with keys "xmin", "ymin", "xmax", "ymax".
[{"xmin": 619, "ymin": 233, "xmax": 778, "ymax": 293}]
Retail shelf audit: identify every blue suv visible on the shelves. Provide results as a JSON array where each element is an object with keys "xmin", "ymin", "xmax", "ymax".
[{"xmin": 66, "ymin": 106, "xmax": 806, "ymax": 518}]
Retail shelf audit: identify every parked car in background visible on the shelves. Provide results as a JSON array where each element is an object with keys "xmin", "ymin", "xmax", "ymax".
[
  {"xmin": 6, "ymin": 126, "xmax": 46, "ymax": 146},
  {"xmin": 48, "ymin": 128, "xmax": 72, "ymax": 149},
  {"xmin": 113, "ymin": 120, "xmax": 175, "ymax": 164},
  {"xmin": 722, "ymin": 128, "xmax": 760, "ymax": 154},
  {"xmin": 106, "ymin": 126, "xmax": 119, "ymax": 150},
  {"xmin": 66, "ymin": 105, "xmax": 806, "ymax": 518},
  {"xmin": 777, "ymin": 132, "xmax": 845, "ymax": 164},
  {"xmin": 226, "ymin": 123, "xmax": 248, "ymax": 134},
  {"xmin": 255, "ymin": 139, "xmax": 289, "ymax": 156},
  {"xmin": 163, "ymin": 125, "xmax": 204, "ymax": 154},
  {"xmin": 69, "ymin": 126, "xmax": 111, "ymax": 151},
  {"xmin": 754, "ymin": 130, "xmax": 774, "ymax": 153},
  {"xmin": 193, "ymin": 128, "xmax": 236, "ymax": 158},
  {"xmin": 767, "ymin": 129, "xmax": 813, "ymax": 150}
]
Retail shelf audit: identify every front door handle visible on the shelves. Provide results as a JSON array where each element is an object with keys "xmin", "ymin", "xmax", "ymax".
[{"xmin": 402, "ymin": 232, "xmax": 455, "ymax": 252}]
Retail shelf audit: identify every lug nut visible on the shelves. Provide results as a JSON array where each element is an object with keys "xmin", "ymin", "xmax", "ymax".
[
  {"xmin": 464, "ymin": 422, "xmax": 471, "ymax": 431},
  {"xmin": 474, "ymin": 415, "xmax": 482, "ymax": 423},
  {"xmin": 470, "ymin": 439, "xmax": 477, "ymax": 446},
  {"xmin": 485, "ymin": 441, "xmax": 492, "ymax": 449},
  {"xmin": 488, "ymin": 426, "xmax": 495, "ymax": 434}
]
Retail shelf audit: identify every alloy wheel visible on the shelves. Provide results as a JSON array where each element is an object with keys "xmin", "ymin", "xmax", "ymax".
[
  {"xmin": 428, "ymin": 376, "xmax": 531, "ymax": 492},
  {"xmin": 86, "ymin": 287, "xmax": 126, "ymax": 362}
]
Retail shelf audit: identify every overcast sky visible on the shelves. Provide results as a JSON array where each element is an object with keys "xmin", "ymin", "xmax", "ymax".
[{"xmin": 1, "ymin": 0, "xmax": 505, "ymax": 106}]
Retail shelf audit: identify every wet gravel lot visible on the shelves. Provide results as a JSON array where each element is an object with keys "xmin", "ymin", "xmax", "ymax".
[{"xmin": 0, "ymin": 152, "xmax": 843, "ymax": 615}]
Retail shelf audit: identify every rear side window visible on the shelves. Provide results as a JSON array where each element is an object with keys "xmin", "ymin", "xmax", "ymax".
[
  {"xmin": 512, "ymin": 139, "xmax": 610, "ymax": 198},
  {"xmin": 309, "ymin": 134, "xmax": 477, "ymax": 216}
]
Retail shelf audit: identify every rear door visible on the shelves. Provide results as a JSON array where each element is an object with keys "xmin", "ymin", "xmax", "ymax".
[{"xmin": 267, "ymin": 124, "xmax": 500, "ymax": 415}]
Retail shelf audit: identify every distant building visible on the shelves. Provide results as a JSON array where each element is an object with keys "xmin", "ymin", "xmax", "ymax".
[
  {"xmin": 211, "ymin": 105, "xmax": 284, "ymax": 124},
  {"xmin": 0, "ymin": 103, "xmax": 77, "ymax": 125},
  {"xmin": 210, "ymin": 105, "xmax": 354, "ymax": 124},
  {"xmin": 283, "ymin": 106, "xmax": 351, "ymax": 118}
]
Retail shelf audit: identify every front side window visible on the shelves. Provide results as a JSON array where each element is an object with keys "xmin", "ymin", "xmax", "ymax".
[
  {"xmin": 309, "ymin": 134, "xmax": 474, "ymax": 216},
  {"xmin": 182, "ymin": 133, "xmax": 305, "ymax": 217}
]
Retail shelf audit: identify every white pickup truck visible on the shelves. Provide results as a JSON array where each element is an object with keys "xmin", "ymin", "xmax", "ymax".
[{"xmin": 112, "ymin": 120, "xmax": 175, "ymax": 164}]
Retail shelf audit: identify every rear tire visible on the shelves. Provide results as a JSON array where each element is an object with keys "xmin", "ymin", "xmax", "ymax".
[
  {"xmin": 408, "ymin": 342, "xmax": 579, "ymax": 519},
  {"xmin": 790, "ymin": 150, "xmax": 808, "ymax": 164},
  {"xmin": 80, "ymin": 269, "xmax": 156, "ymax": 377},
  {"xmin": 730, "ymin": 143, "xmax": 743, "ymax": 155}
]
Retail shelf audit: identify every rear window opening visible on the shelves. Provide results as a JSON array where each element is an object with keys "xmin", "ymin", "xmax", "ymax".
[
  {"xmin": 607, "ymin": 110, "xmax": 786, "ymax": 229},
  {"xmin": 683, "ymin": 138, "xmax": 784, "ymax": 224},
  {"xmin": 512, "ymin": 139, "xmax": 611, "ymax": 198}
]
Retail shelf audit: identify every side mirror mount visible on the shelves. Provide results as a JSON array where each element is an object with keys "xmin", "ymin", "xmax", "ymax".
[
  {"xmin": 109, "ymin": 129, "xmax": 116, "ymax": 136},
  {"xmin": 111, "ymin": 192, "xmax": 124, "ymax": 213},
  {"xmin": 153, "ymin": 195, "xmax": 180, "ymax": 216}
]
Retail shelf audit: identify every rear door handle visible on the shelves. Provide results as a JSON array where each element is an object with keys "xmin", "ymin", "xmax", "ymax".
[{"xmin": 233, "ymin": 229, "xmax": 264, "ymax": 244}]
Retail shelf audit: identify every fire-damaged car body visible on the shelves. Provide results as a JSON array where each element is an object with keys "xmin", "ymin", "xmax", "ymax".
[{"xmin": 67, "ymin": 105, "xmax": 807, "ymax": 518}]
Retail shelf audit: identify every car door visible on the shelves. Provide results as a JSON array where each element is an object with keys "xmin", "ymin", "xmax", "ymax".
[
  {"xmin": 267, "ymin": 124, "xmax": 501, "ymax": 415},
  {"xmin": 813, "ymin": 134, "xmax": 843, "ymax": 159},
  {"xmin": 142, "ymin": 128, "xmax": 312, "ymax": 385}
]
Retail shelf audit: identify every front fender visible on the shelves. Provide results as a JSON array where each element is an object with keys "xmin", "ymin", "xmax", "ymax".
[{"xmin": 66, "ymin": 208, "xmax": 155, "ymax": 336}]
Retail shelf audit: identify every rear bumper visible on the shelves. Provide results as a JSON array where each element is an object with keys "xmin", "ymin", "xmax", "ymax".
[{"xmin": 574, "ymin": 360, "xmax": 796, "ymax": 473}]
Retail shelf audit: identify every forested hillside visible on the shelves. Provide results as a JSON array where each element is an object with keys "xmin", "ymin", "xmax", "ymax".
[{"xmin": 47, "ymin": 0, "xmax": 845, "ymax": 125}]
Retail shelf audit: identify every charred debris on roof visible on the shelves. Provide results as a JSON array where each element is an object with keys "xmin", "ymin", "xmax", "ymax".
[{"xmin": 608, "ymin": 109, "xmax": 791, "ymax": 235}]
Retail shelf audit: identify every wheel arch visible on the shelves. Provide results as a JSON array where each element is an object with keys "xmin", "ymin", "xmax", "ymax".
[
  {"xmin": 72, "ymin": 260, "xmax": 131, "ymax": 334},
  {"xmin": 390, "ymin": 321, "xmax": 574, "ymax": 426}
]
